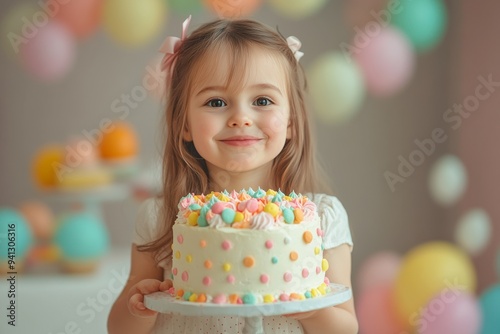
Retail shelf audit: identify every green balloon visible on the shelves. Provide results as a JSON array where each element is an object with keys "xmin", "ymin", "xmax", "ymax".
[
  {"xmin": 168, "ymin": 0, "xmax": 203, "ymax": 14},
  {"xmin": 0, "ymin": 208, "xmax": 33, "ymax": 260},
  {"xmin": 391, "ymin": 0, "xmax": 448, "ymax": 52}
]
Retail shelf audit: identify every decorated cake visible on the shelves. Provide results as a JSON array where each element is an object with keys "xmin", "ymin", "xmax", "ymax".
[{"xmin": 171, "ymin": 188, "xmax": 331, "ymax": 304}]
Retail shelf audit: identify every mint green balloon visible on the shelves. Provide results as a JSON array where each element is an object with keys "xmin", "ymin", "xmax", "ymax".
[
  {"xmin": 168, "ymin": 0, "xmax": 203, "ymax": 14},
  {"xmin": 479, "ymin": 284, "xmax": 500, "ymax": 334},
  {"xmin": 391, "ymin": 0, "xmax": 447, "ymax": 52},
  {"xmin": 55, "ymin": 213, "xmax": 109, "ymax": 260},
  {"xmin": 0, "ymin": 208, "xmax": 33, "ymax": 260}
]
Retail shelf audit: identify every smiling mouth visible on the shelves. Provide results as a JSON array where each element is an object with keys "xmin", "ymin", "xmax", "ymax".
[{"xmin": 220, "ymin": 137, "xmax": 262, "ymax": 147}]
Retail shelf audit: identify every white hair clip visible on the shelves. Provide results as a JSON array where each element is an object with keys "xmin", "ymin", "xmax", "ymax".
[{"xmin": 287, "ymin": 36, "xmax": 304, "ymax": 62}]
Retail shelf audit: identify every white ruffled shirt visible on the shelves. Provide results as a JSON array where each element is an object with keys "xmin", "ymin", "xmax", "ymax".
[{"xmin": 133, "ymin": 194, "xmax": 353, "ymax": 334}]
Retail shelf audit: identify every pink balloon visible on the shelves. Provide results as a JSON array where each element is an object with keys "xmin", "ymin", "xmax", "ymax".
[
  {"xmin": 418, "ymin": 291, "xmax": 481, "ymax": 334},
  {"xmin": 356, "ymin": 251, "xmax": 402, "ymax": 294},
  {"xmin": 357, "ymin": 284, "xmax": 408, "ymax": 334},
  {"xmin": 353, "ymin": 26, "xmax": 415, "ymax": 97},
  {"xmin": 20, "ymin": 21, "xmax": 76, "ymax": 82}
]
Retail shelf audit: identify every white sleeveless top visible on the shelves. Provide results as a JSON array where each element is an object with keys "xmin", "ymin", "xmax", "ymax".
[{"xmin": 133, "ymin": 194, "xmax": 353, "ymax": 334}]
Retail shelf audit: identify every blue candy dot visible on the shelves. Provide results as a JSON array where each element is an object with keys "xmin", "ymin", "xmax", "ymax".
[{"xmin": 271, "ymin": 256, "xmax": 278, "ymax": 264}]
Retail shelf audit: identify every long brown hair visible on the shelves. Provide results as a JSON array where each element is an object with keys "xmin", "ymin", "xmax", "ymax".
[{"xmin": 138, "ymin": 18, "xmax": 330, "ymax": 263}]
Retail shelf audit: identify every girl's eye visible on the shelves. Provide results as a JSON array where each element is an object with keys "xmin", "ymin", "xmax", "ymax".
[
  {"xmin": 254, "ymin": 97, "xmax": 272, "ymax": 107},
  {"xmin": 206, "ymin": 99, "xmax": 226, "ymax": 108}
]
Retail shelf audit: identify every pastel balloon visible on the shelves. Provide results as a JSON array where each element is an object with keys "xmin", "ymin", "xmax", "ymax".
[
  {"xmin": 99, "ymin": 122, "xmax": 139, "ymax": 160},
  {"xmin": 357, "ymin": 284, "xmax": 408, "ymax": 334},
  {"xmin": 418, "ymin": 291, "xmax": 481, "ymax": 334},
  {"xmin": 203, "ymin": 0, "xmax": 263, "ymax": 18},
  {"xmin": 103, "ymin": 0, "xmax": 166, "ymax": 46},
  {"xmin": 18, "ymin": 201, "xmax": 55, "ymax": 241},
  {"xmin": 0, "ymin": 209, "xmax": 33, "ymax": 260},
  {"xmin": 1, "ymin": 3, "xmax": 39, "ymax": 59},
  {"xmin": 454, "ymin": 208, "xmax": 491, "ymax": 255},
  {"xmin": 392, "ymin": 0, "xmax": 448, "ymax": 52},
  {"xmin": 32, "ymin": 145, "xmax": 65, "ymax": 188},
  {"xmin": 353, "ymin": 27, "xmax": 415, "ymax": 97},
  {"xmin": 479, "ymin": 284, "xmax": 500, "ymax": 334},
  {"xmin": 428, "ymin": 155, "xmax": 467, "ymax": 206},
  {"xmin": 394, "ymin": 242, "xmax": 476, "ymax": 323},
  {"xmin": 308, "ymin": 52, "xmax": 365, "ymax": 124},
  {"xmin": 54, "ymin": 0, "xmax": 103, "ymax": 39},
  {"xmin": 269, "ymin": 0, "xmax": 328, "ymax": 20},
  {"xmin": 169, "ymin": 0, "xmax": 203, "ymax": 14},
  {"xmin": 19, "ymin": 21, "xmax": 76, "ymax": 82},
  {"xmin": 356, "ymin": 251, "xmax": 402, "ymax": 294}
]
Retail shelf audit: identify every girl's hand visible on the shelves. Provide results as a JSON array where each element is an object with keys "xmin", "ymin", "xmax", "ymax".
[{"xmin": 127, "ymin": 279, "xmax": 172, "ymax": 317}]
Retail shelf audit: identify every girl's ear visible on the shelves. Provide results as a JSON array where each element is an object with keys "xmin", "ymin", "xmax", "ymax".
[
  {"xmin": 183, "ymin": 127, "xmax": 193, "ymax": 141},
  {"xmin": 286, "ymin": 120, "xmax": 292, "ymax": 139}
]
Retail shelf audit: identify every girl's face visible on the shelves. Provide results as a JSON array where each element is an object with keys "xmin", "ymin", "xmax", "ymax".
[{"xmin": 184, "ymin": 46, "xmax": 291, "ymax": 183}]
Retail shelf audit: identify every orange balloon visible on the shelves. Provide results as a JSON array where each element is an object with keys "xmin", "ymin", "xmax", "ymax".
[
  {"xmin": 54, "ymin": 0, "xmax": 103, "ymax": 39},
  {"xmin": 203, "ymin": 0, "xmax": 263, "ymax": 18},
  {"xmin": 32, "ymin": 145, "xmax": 65, "ymax": 188},
  {"xmin": 99, "ymin": 122, "xmax": 138, "ymax": 160}
]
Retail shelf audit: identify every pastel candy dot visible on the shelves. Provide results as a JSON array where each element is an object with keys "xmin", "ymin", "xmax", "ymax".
[
  {"xmin": 186, "ymin": 255, "xmax": 192, "ymax": 263},
  {"xmin": 279, "ymin": 293, "xmax": 289, "ymax": 301},
  {"xmin": 221, "ymin": 208, "xmax": 236, "ymax": 224},
  {"xmin": 303, "ymin": 231, "xmax": 313, "ymax": 244},
  {"xmin": 197, "ymin": 294, "xmax": 207, "ymax": 303},
  {"xmin": 266, "ymin": 189, "xmax": 277, "ymax": 196},
  {"xmin": 176, "ymin": 289, "xmax": 184, "ymax": 298},
  {"xmin": 318, "ymin": 284, "xmax": 327, "ymax": 295},
  {"xmin": 289, "ymin": 251, "xmax": 298, "ymax": 261},
  {"xmin": 316, "ymin": 228, "xmax": 324, "ymax": 236},
  {"xmin": 265, "ymin": 240, "xmax": 273, "ymax": 249},
  {"xmin": 234, "ymin": 211, "xmax": 244, "ymax": 222},
  {"xmin": 189, "ymin": 203, "xmax": 201, "ymax": 211},
  {"xmin": 263, "ymin": 203, "xmax": 280, "ymax": 217},
  {"xmin": 200, "ymin": 240, "xmax": 207, "ymax": 248},
  {"xmin": 271, "ymin": 256, "xmax": 278, "ymax": 264},
  {"xmin": 324, "ymin": 277, "xmax": 330, "ymax": 285},
  {"xmin": 305, "ymin": 291, "xmax": 312, "ymax": 299},
  {"xmin": 284, "ymin": 236, "xmax": 291, "ymax": 244},
  {"xmin": 283, "ymin": 272, "xmax": 292, "ymax": 282},
  {"xmin": 322, "ymin": 258, "xmax": 329, "ymax": 271},
  {"xmin": 242, "ymin": 294, "xmax": 257, "ymax": 304},
  {"xmin": 188, "ymin": 211, "xmax": 199, "ymax": 226},
  {"xmin": 211, "ymin": 202, "xmax": 225, "ymax": 214},
  {"xmin": 204, "ymin": 260, "xmax": 212, "ymax": 269},
  {"xmin": 197, "ymin": 215, "xmax": 208, "ymax": 227},
  {"xmin": 213, "ymin": 294, "xmax": 227, "ymax": 304},
  {"xmin": 177, "ymin": 235, "xmax": 184, "ymax": 244},
  {"xmin": 282, "ymin": 207, "xmax": 295, "ymax": 224},
  {"xmin": 243, "ymin": 256, "xmax": 255, "ymax": 267},
  {"xmin": 246, "ymin": 198, "xmax": 259, "ymax": 212},
  {"xmin": 181, "ymin": 271, "xmax": 189, "ymax": 281},
  {"xmin": 229, "ymin": 294, "xmax": 239, "ymax": 304},
  {"xmin": 314, "ymin": 247, "xmax": 320, "ymax": 255},
  {"xmin": 172, "ymin": 268, "xmax": 178, "ymax": 275},
  {"xmin": 263, "ymin": 294, "xmax": 274, "ymax": 303},
  {"xmin": 316, "ymin": 266, "xmax": 321, "ymax": 274},
  {"xmin": 189, "ymin": 293, "xmax": 198, "ymax": 302},
  {"xmin": 202, "ymin": 276, "xmax": 212, "ymax": 286},
  {"xmin": 221, "ymin": 240, "xmax": 232, "ymax": 250},
  {"xmin": 223, "ymin": 262, "xmax": 231, "ymax": 272},
  {"xmin": 175, "ymin": 251, "xmax": 181, "ymax": 259},
  {"xmin": 227, "ymin": 275, "xmax": 235, "ymax": 284},
  {"xmin": 311, "ymin": 288, "xmax": 319, "ymax": 297},
  {"xmin": 302, "ymin": 268, "xmax": 309, "ymax": 278},
  {"xmin": 293, "ymin": 208, "xmax": 304, "ymax": 223},
  {"xmin": 260, "ymin": 274, "xmax": 269, "ymax": 284},
  {"xmin": 183, "ymin": 291, "xmax": 192, "ymax": 300}
]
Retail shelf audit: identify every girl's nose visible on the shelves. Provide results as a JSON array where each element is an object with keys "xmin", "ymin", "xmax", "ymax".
[{"xmin": 227, "ymin": 107, "xmax": 253, "ymax": 127}]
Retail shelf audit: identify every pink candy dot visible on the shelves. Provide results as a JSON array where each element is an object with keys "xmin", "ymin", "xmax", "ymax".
[
  {"xmin": 211, "ymin": 202, "xmax": 225, "ymax": 214},
  {"xmin": 227, "ymin": 275, "xmax": 235, "ymax": 284},
  {"xmin": 260, "ymin": 274, "xmax": 269, "ymax": 284},
  {"xmin": 279, "ymin": 293, "xmax": 289, "ymax": 302},
  {"xmin": 172, "ymin": 268, "xmax": 178, "ymax": 276},
  {"xmin": 221, "ymin": 240, "xmax": 232, "ymax": 250},
  {"xmin": 302, "ymin": 269, "xmax": 309, "ymax": 278},
  {"xmin": 246, "ymin": 198, "xmax": 258, "ymax": 212},
  {"xmin": 213, "ymin": 294, "xmax": 227, "ymax": 304},
  {"xmin": 265, "ymin": 240, "xmax": 273, "ymax": 249},
  {"xmin": 283, "ymin": 272, "xmax": 292, "ymax": 282},
  {"xmin": 203, "ymin": 276, "xmax": 212, "ymax": 286},
  {"xmin": 181, "ymin": 271, "xmax": 189, "ymax": 281},
  {"xmin": 316, "ymin": 228, "xmax": 324, "ymax": 237},
  {"xmin": 316, "ymin": 266, "xmax": 321, "ymax": 274},
  {"xmin": 177, "ymin": 234, "xmax": 184, "ymax": 244},
  {"xmin": 324, "ymin": 277, "xmax": 330, "ymax": 285}
]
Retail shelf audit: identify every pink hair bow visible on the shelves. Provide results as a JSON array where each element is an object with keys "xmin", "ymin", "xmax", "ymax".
[
  {"xmin": 287, "ymin": 36, "xmax": 304, "ymax": 62},
  {"xmin": 159, "ymin": 15, "xmax": 192, "ymax": 79}
]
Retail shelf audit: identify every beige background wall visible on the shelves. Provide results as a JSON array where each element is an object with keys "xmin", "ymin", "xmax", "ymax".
[{"xmin": 1, "ymin": 0, "xmax": 495, "ymax": 292}]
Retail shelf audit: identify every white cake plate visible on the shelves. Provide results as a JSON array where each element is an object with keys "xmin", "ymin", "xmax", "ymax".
[{"xmin": 145, "ymin": 283, "xmax": 351, "ymax": 334}]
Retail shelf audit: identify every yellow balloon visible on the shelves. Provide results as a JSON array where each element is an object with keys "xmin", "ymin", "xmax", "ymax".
[
  {"xmin": 269, "ymin": 0, "xmax": 328, "ymax": 19},
  {"xmin": 32, "ymin": 145, "xmax": 65, "ymax": 188},
  {"xmin": 308, "ymin": 52, "xmax": 365, "ymax": 124},
  {"xmin": 394, "ymin": 242, "xmax": 477, "ymax": 326},
  {"xmin": 103, "ymin": 0, "xmax": 167, "ymax": 46}
]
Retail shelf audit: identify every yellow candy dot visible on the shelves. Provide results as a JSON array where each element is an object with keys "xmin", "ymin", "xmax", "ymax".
[
  {"xmin": 311, "ymin": 288, "xmax": 319, "ymax": 298},
  {"xmin": 189, "ymin": 293, "xmax": 198, "ymax": 302},
  {"xmin": 322, "ymin": 258, "xmax": 329, "ymax": 272},
  {"xmin": 314, "ymin": 247, "xmax": 320, "ymax": 255},
  {"xmin": 289, "ymin": 251, "xmax": 298, "ymax": 261},
  {"xmin": 175, "ymin": 251, "xmax": 181, "ymax": 259},
  {"xmin": 188, "ymin": 211, "xmax": 199, "ymax": 226},
  {"xmin": 266, "ymin": 189, "xmax": 277, "ymax": 196},
  {"xmin": 243, "ymin": 256, "xmax": 255, "ymax": 267},
  {"xmin": 317, "ymin": 285, "xmax": 327, "ymax": 295},
  {"xmin": 263, "ymin": 294, "xmax": 274, "ymax": 303},
  {"xmin": 234, "ymin": 212, "xmax": 244, "ymax": 222},
  {"xmin": 204, "ymin": 260, "xmax": 212, "ymax": 269},
  {"xmin": 223, "ymin": 262, "xmax": 231, "ymax": 272},
  {"xmin": 186, "ymin": 255, "xmax": 192, "ymax": 263},
  {"xmin": 263, "ymin": 203, "xmax": 280, "ymax": 218}
]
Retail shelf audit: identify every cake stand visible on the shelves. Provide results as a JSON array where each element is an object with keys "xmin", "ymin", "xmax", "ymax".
[{"xmin": 145, "ymin": 283, "xmax": 352, "ymax": 334}]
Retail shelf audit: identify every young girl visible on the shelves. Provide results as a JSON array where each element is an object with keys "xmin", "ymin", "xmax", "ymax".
[{"xmin": 108, "ymin": 16, "xmax": 357, "ymax": 334}]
